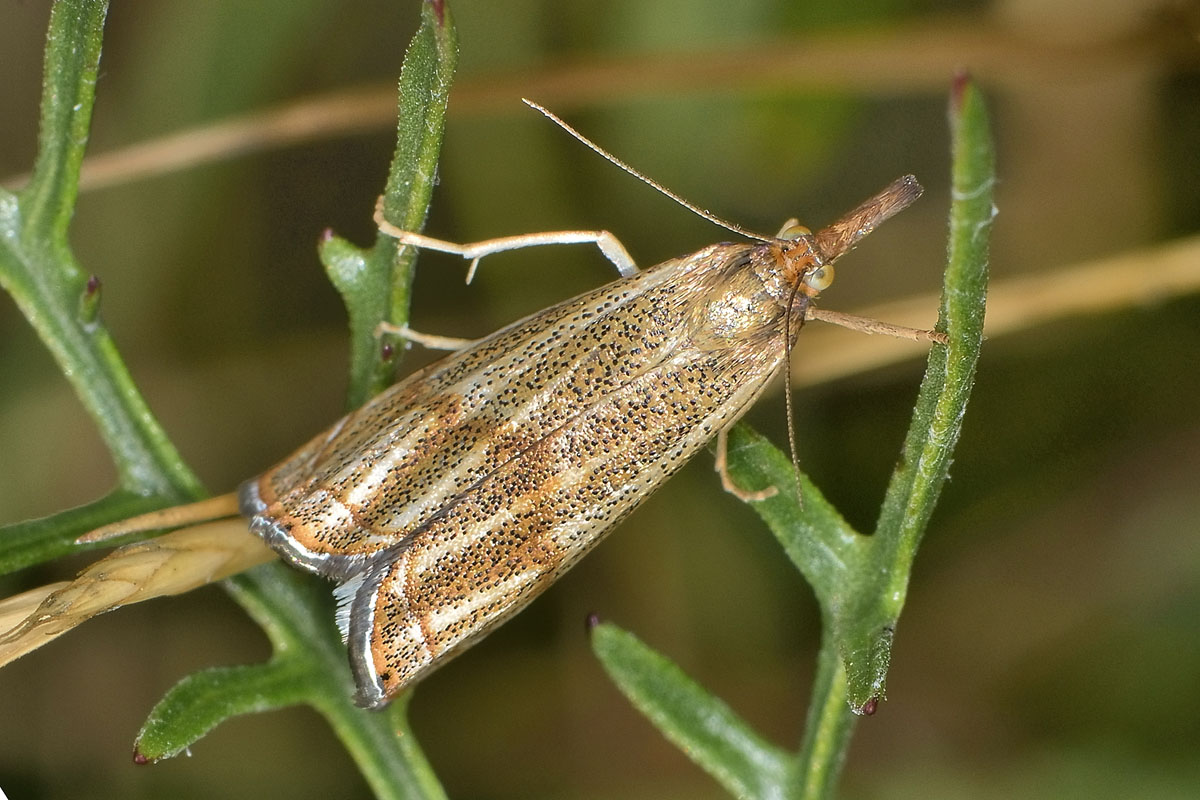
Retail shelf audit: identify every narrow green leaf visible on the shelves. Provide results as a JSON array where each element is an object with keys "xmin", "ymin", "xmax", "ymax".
[
  {"xmin": 592, "ymin": 622, "xmax": 791, "ymax": 800},
  {"xmin": 132, "ymin": 564, "xmax": 344, "ymax": 763},
  {"xmin": 329, "ymin": 0, "xmax": 459, "ymax": 409},
  {"xmin": 321, "ymin": 231, "xmax": 370, "ymax": 308},
  {"xmin": 873, "ymin": 74, "xmax": 993, "ymax": 565},
  {"xmin": 134, "ymin": 660, "xmax": 313, "ymax": 762},
  {"xmin": 720, "ymin": 424, "xmax": 863, "ymax": 606},
  {"xmin": 840, "ymin": 74, "xmax": 994, "ymax": 710},
  {"xmin": 19, "ymin": 0, "xmax": 108, "ymax": 242},
  {"xmin": 0, "ymin": 490, "xmax": 169, "ymax": 576}
]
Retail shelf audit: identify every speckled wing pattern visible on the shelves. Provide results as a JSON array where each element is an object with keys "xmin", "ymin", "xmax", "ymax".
[{"xmin": 239, "ymin": 238, "xmax": 817, "ymax": 707}]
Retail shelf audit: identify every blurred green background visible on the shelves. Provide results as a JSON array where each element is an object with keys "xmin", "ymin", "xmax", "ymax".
[{"xmin": 2, "ymin": 0, "xmax": 1198, "ymax": 797}]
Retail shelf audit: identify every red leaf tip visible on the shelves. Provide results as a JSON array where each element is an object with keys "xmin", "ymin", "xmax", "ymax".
[{"xmin": 951, "ymin": 70, "xmax": 973, "ymax": 113}]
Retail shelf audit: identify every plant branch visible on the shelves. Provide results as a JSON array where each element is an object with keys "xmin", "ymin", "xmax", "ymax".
[
  {"xmin": 0, "ymin": 0, "xmax": 203, "ymax": 507},
  {"xmin": 1, "ymin": 2, "xmax": 458, "ymax": 798},
  {"xmin": 597, "ymin": 75, "xmax": 993, "ymax": 800}
]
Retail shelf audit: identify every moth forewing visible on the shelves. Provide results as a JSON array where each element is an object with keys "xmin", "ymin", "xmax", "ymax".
[
  {"xmin": 237, "ymin": 176, "xmax": 926, "ymax": 708},
  {"xmin": 359, "ymin": 264, "xmax": 814, "ymax": 705}
]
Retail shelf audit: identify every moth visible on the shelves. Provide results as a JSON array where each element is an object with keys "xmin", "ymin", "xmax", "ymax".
[{"xmin": 83, "ymin": 104, "xmax": 942, "ymax": 709}]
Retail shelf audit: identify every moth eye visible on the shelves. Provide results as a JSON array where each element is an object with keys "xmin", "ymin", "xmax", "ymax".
[
  {"xmin": 778, "ymin": 224, "xmax": 812, "ymax": 241},
  {"xmin": 804, "ymin": 265, "xmax": 834, "ymax": 291}
]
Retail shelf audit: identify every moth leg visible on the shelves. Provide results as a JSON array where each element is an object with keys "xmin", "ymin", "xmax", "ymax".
[
  {"xmin": 374, "ymin": 200, "xmax": 638, "ymax": 282},
  {"xmin": 807, "ymin": 308, "xmax": 950, "ymax": 345},
  {"xmin": 375, "ymin": 322, "xmax": 476, "ymax": 352},
  {"xmin": 714, "ymin": 428, "xmax": 778, "ymax": 503}
]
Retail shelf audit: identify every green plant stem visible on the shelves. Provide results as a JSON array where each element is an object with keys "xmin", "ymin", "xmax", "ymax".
[
  {"xmin": 0, "ymin": 0, "xmax": 202, "ymax": 502},
  {"xmin": 319, "ymin": 694, "xmax": 448, "ymax": 800},
  {"xmin": 791, "ymin": 622, "xmax": 855, "ymax": 800},
  {"xmin": 335, "ymin": 0, "xmax": 459, "ymax": 408}
]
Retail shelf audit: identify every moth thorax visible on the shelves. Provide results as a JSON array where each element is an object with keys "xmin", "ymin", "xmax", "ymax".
[{"xmin": 680, "ymin": 286, "xmax": 776, "ymax": 362}]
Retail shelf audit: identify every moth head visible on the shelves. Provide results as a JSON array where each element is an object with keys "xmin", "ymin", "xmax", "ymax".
[{"xmin": 776, "ymin": 222, "xmax": 834, "ymax": 296}]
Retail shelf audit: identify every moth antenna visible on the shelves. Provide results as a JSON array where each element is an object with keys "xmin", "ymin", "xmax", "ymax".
[
  {"xmin": 523, "ymin": 99, "xmax": 772, "ymax": 243},
  {"xmin": 783, "ymin": 283, "xmax": 805, "ymax": 505},
  {"xmin": 75, "ymin": 492, "xmax": 241, "ymax": 544}
]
